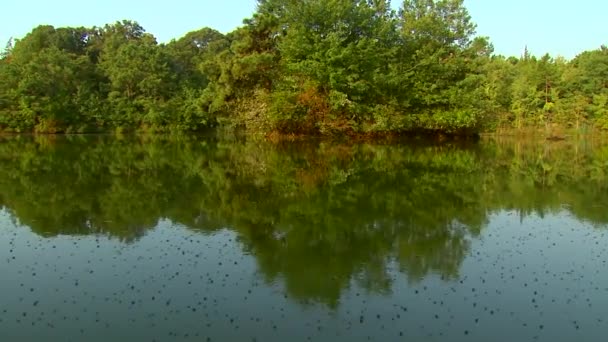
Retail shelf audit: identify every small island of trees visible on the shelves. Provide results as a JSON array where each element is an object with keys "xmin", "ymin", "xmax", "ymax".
[{"xmin": 1, "ymin": 0, "xmax": 607, "ymax": 136}]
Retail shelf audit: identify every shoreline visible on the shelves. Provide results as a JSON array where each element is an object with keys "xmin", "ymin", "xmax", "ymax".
[{"xmin": 1, "ymin": 127, "xmax": 606, "ymax": 143}]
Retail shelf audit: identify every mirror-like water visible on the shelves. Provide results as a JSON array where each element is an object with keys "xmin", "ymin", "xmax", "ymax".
[{"xmin": 1, "ymin": 135, "xmax": 607, "ymax": 341}]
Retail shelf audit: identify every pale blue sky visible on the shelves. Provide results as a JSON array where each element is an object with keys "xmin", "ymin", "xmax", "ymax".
[{"xmin": 1, "ymin": 0, "xmax": 606, "ymax": 59}]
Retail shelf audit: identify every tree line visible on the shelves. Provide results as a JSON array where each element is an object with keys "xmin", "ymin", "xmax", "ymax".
[{"xmin": 1, "ymin": 0, "xmax": 607, "ymax": 135}]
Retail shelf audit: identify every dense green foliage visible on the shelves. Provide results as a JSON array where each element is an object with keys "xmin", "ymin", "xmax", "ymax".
[
  {"xmin": 1, "ymin": 1, "xmax": 607, "ymax": 134},
  {"xmin": 1, "ymin": 135, "xmax": 607, "ymax": 304}
]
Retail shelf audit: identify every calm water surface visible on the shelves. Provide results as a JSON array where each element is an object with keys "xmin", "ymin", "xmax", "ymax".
[{"xmin": 1, "ymin": 135, "xmax": 607, "ymax": 341}]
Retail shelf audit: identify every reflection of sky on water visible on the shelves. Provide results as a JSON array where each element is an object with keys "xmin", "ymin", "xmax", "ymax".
[{"xmin": 1, "ymin": 208, "xmax": 607, "ymax": 342}]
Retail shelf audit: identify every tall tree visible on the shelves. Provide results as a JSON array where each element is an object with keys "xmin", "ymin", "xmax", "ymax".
[{"xmin": 397, "ymin": 0, "xmax": 490, "ymax": 133}]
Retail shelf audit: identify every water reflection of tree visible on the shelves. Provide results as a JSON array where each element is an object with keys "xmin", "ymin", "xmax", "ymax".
[{"xmin": 0, "ymin": 135, "xmax": 607, "ymax": 306}]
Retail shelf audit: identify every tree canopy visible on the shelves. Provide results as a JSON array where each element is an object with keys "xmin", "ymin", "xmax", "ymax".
[{"xmin": 1, "ymin": 1, "xmax": 607, "ymax": 135}]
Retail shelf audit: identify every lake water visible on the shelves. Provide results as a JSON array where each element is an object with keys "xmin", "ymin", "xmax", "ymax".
[{"xmin": 0, "ymin": 135, "xmax": 607, "ymax": 341}]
